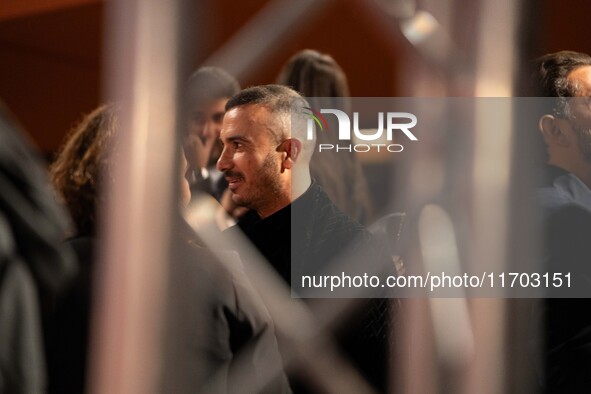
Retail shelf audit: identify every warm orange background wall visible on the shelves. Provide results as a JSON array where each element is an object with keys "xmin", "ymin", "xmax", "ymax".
[{"xmin": 1, "ymin": 0, "xmax": 590, "ymax": 154}]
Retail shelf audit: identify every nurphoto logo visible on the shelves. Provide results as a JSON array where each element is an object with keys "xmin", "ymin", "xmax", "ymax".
[{"xmin": 304, "ymin": 108, "xmax": 418, "ymax": 153}]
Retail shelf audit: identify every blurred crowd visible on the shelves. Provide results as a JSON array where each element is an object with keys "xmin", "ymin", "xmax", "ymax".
[{"xmin": 2, "ymin": 48, "xmax": 591, "ymax": 393}]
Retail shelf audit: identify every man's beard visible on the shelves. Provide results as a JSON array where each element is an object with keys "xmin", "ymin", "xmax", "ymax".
[
  {"xmin": 572, "ymin": 123, "xmax": 591, "ymax": 162},
  {"xmin": 230, "ymin": 152, "xmax": 283, "ymax": 211}
]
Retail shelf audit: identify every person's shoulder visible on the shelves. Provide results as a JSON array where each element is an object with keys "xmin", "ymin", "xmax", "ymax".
[
  {"xmin": 306, "ymin": 184, "xmax": 373, "ymax": 251},
  {"xmin": 314, "ymin": 184, "xmax": 367, "ymax": 232},
  {"xmin": 536, "ymin": 186, "xmax": 571, "ymax": 212},
  {"xmin": 537, "ymin": 177, "xmax": 591, "ymax": 217},
  {"xmin": 540, "ymin": 165, "xmax": 591, "ymax": 201}
]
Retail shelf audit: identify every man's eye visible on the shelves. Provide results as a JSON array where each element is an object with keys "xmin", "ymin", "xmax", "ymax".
[{"xmin": 233, "ymin": 141, "xmax": 243, "ymax": 149}]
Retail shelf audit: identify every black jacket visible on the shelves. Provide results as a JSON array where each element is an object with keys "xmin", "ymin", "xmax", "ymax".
[
  {"xmin": 230, "ymin": 182, "xmax": 377, "ymax": 285},
  {"xmin": 0, "ymin": 105, "xmax": 75, "ymax": 394},
  {"xmin": 225, "ymin": 182, "xmax": 393, "ymax": 392},
  {"xmin": 536, "ymin": 165, "xmax": 591, "ymax": 392}
]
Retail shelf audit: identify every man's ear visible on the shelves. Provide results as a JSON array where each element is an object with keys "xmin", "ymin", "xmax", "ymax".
[
  {"xmin": 279, "ymin": 138, "xmax": 302, "ymax": 171},
  {"xmin": 539, "ymin": 114, "xmax": 570, "ymax": 147}
]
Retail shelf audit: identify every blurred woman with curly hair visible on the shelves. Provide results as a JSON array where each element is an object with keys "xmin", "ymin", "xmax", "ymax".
[{"xmin": 50, "ymin": 104, "xmax": 117, "ymax": 237}]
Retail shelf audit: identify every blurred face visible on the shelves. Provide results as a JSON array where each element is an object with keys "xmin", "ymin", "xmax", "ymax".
[
  {"xmin": 565, "ymin": 66, "xmax": 591, "ymax": 161},
  {"xmin": 217, "ymin": 105, "xmax": 288, "ymax": 217},
  {"xmin": 185, "ymin": 97, "xmax": 228, "ymax": 164}
]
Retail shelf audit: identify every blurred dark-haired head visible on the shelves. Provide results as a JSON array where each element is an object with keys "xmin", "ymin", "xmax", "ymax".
[
  {"xmin": 277, "ymin": 49, "xmax": 349, "ymax": 96},
  {"xmin": 184, "ymin": 67, "xmax": 240, "ymax": 168},
  {"xmin": 277, "ymin": 49, "xmax": 350, "ymax": 111},
  {"xmin": 186, "ymin": 66, "xmax": 240, "ymax": 110}
]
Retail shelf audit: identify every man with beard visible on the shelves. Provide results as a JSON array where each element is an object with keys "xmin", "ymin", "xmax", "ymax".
[
  {"xmin": 217, "ymin": 85, "xmax": 393, "ymax": 392},
  {"xmin": 533, "ymin": 50, "xmax": 591, "ymax": 392},
  {"xmin": 217, "ymin": 84, "xmax": 381, "ymax": 286}
]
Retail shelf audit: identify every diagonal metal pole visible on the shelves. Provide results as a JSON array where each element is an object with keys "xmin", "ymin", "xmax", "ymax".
[{"xmin": 202, "ymin": 0, "xmax": 333, "ymax": 82}]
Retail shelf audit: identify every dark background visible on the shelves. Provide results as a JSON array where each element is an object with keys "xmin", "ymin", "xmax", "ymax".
[{"xmin": 1, "ymin": 0, "xmax": 580, "ymax": 155}]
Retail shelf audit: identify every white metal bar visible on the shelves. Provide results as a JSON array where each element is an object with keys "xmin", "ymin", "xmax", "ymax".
[{"xmin": 88, "ymin": 1, "xmax": 184, "ymax": 393}]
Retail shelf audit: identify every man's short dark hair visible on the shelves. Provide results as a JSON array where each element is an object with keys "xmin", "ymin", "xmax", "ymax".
[
  {"xmin": 186, "ymin": 67, "xmax": 240, "ymax": 108},
  {"xmin": 226, "ymin": 84, "xmax": 309, "ymax": 140},
  {"xmin": 226, "ymin": 84, "xmax": 304, "ymax": 113},
  {"xmin": 226, "ymin": 84, "xmax": 314, "ymax": 156}
]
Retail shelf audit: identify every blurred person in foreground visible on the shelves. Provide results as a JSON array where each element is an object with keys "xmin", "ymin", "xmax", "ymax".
[
  {"xmin": 0, "ymin": 102, "xmax": 75, "ymax": 394},
  {"xmin": 49, "ymin": 104, "xmax": 289, "ymax": 393},
  {"xmin": 532, "ymin": 50, "xmax": 591, "ymax": 392},
  {"xmin": 184, "ymin": 66, "xmax": 240, "ymax": 202},
  {"xmin": 218, "ymin": 85, "xmax": 393, "ymax": 392},
  {"xmin": 183, "ymin": 66, "xmax": 249, "ymax": 228},
  {"xmin": 276, "ymin": 49, "xmax": 372, "ymax": 224}
]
